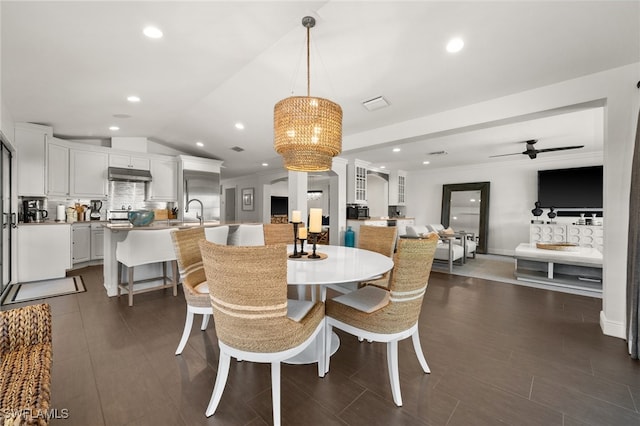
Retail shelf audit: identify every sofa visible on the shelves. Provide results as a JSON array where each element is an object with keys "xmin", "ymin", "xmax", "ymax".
[
  {"xmin": 427, "ymin": 223, "xmax": 477, "ymax": 258},
  {"xmin": 405, "ymin": 225, "xmax": 465, "ymax": 266},
  {"xmin": 0, "ymin": 303, "xmax": 52, "ymax": 426}
]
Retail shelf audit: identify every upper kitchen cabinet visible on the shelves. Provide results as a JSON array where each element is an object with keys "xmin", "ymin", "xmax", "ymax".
[
  {"xmin": 347, "ymin": 159, "xmax": 370, "ymax": 204},
  {"xmin": 47, "ymin": 138, "xmax": 69, "ymax": 197},
  {"xmin": 389, "ymin": 170, "xmax": 407, "ymax": 206},
  {"xmin": 109, "ymin": 153, "xmax": 150, "ymax": 170},
  {"xmin": 16, "ymin": 122, "xmax": 52, "ymax": 196},
  {"xmin": 70, "ymin": 149, "xmax": 108, "ymax": 198},
  {"xmin": 147, "ymin": 156, "xmax": 178, "ymax": 201}
]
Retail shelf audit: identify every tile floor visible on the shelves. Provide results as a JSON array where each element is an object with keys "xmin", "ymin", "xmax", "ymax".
[{"xmin": 5, "ymin": 265, "xmax": 640, "ymax": 426}]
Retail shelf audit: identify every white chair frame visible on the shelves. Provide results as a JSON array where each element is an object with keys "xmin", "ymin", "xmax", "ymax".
[
  {"xmin": 206, "ymin": 321, "xmax": 325, "ymax": 426},
  {"xmin": 324, "ymin": 319, "xmax": 429, "ymax": 407},
  {"xmin": 174, "ymin": 226, "xmax": 229, "ymax": 355}
]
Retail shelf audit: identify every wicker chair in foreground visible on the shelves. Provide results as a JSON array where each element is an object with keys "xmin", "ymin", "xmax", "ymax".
[
  {"xmin": 263, "ymin": 223, "xmax": 294, "ymax": 245},
  {"xmin": 324, "ymin": 234, "xmax": 438, "ymax": 406},
  {"xmin": 0, "ymin": 303, "xmax": 52, "ymax": 426},
  {"xmin": 170, "ymin": 226, "xmax": 229, "ymax": 355},
  {"xmin": 199, "ymin": 241, "xmax": 325, "ymax": 426}
]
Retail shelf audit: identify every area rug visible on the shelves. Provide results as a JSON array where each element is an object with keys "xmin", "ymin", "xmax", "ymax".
[
  {"xmin": 2, "ymin": 276, "xmax": 85, "ymax": 305},
  {"xmin": 432, "ymin": 254, "xmax": 520, "ymax": 285}
]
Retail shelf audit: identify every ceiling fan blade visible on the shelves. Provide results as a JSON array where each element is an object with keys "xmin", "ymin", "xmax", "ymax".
[
  {"xmin": 535, "ymin": 145, "xmax": 585, "ymax": 153},
  {"xmin": 489, "ymin": 152, "xmax": 525, "ymax": 158}
]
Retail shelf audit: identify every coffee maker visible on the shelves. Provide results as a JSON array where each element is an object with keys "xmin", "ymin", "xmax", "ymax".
[
  {"xmin": 90, "ymin": 200, "xmax": 103, "ymax": 220},
  {"xmin": 22, "ymin": 199, "xmax": 48, "ymax": 223}
]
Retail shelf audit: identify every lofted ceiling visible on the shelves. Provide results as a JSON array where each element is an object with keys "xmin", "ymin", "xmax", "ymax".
[{"xmin": 2, "ymin": 1, "xmax": 638, "ymax": 178}]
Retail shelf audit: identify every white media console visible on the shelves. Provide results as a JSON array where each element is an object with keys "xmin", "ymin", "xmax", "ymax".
[{"xmin": 514, "ymin": 242, "xmax": 603, "ymax": 297}]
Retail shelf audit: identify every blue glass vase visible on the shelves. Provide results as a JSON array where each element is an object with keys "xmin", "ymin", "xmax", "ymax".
[{"xmin": 345, "ymin": 226, "xmax": 355, "ymax": 247}]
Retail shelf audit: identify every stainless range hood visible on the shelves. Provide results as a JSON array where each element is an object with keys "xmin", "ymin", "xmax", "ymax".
[{"xmin": 107, "ymin": 167, "xmax": 152, "ymax": 182}]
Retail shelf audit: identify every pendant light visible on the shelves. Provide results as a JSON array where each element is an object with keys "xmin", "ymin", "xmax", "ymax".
[{"xmin": 274, "ymin": 16, "xmax": 343, "ymax": 172}]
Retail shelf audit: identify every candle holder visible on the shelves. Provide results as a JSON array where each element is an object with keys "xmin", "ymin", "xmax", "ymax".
[
  {"xmin": 289, "ymin": 221, "xmax": 302, "ymax": 258},
  {"xmin": 308, "ymin": 232, "xmax": 321, "ymax": 259},
  {"xmin": 299, "ymin": 237, "xmax": 308, "ymax": 255}
]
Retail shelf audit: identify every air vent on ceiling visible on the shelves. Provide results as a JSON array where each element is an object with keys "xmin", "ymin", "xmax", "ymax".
[
  {"xmin": 230, "ymin": 146, "xmax": 245, "ymax": 152},
  {"xmin": 362, "ymin": 96, "xmax": 390, "ymax": 111},
  {"xmin": 427, "ymin": 150, "xmax": 448, "ymax": 156}
]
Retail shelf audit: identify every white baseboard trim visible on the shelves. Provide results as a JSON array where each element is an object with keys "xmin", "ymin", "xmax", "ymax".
[{"xmin": 600, "ymin": 310, "xmax": 626, "ymax": 339}]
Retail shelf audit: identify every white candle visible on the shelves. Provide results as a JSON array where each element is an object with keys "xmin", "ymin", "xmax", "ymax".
[
  {"xmin": 291, "ymin": 210, "xmax": 301, "ymax": 223},
  {"xmin": 298, "ymin": 227, "xmax": 308, "ymax": 240},
  {"xmin": 309, "ymin": 208, "xmax": 322, "ymax": 233}
]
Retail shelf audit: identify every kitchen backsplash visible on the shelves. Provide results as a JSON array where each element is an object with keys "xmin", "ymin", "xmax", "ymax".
[
  {"xmin": 107, "ymin": 181, "xmax": 170, "ymax": 212},
  {"xmin": 21, "ymin": 181, "xmax": 172, "ymax": 222}
]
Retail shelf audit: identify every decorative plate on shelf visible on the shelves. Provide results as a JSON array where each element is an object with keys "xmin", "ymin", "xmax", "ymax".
[{"xmin": 535, "ymin": 242, "xmax": 579, "ymax": 251}]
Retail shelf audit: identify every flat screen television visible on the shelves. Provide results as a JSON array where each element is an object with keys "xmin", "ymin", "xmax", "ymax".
[
  {"xmin": 271, "ymin": 196, "xmax": 288, "ymax": 215},
  {"xmin": 537, "ymin": 166, "xmax": 603, "ymax": 209}
]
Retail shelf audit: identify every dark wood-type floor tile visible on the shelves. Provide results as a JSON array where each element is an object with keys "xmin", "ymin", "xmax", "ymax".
[{"xmin": 4, "ymin": 265, "xmax": 637, "ymax": 425}]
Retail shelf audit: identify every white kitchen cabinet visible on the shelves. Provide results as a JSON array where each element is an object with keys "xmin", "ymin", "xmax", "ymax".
[
  {"xmin": 72, "ymin": 223, "xmax": 91, "ymax": 264},
  {"xmin": 90, "ymin": 223, "xmax": 104, "ymax": 260},
  {"xmin": 47, "ymin": 139, "xmax": 69, "ymax": 196},
  {"xmin": 70, "ymin": 149, "xmax": 108, "ymax": 198},
  {"xmin": 389, "ymin": 170, "xmax": 407, "ymax": 206},
  {"xmin": 347, "ymin": 159, "xmax": 370, "ymax": 204},
  {"xmin": 17, "ymin": 224, "xmax": 71, "ymax": 283},
  {"xmin": 16, "ymin": 123, "xmax": 52, "ymax": 196},
  {"xmin": 147, "ymin": 156, "xmax": 178, "ymax": 201},
  {"xmin": 109, "ymin": 153, "xmax": 150, "ymax": 170}
]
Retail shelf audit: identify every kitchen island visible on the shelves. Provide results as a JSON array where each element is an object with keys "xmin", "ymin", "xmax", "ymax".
[{"xmin": 102, "ymin": 221, "xmax": 226, "ymax": 297}]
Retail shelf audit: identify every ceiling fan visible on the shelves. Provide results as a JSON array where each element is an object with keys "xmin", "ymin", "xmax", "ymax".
[{"xmin": 490, "ymin": 139, "xmax": 584, "ymax": 159}]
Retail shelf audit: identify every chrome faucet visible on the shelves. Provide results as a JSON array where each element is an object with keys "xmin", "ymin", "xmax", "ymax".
[{"xmin": 186, "ymin": 198, "xmax": 204, "ymax": 225}]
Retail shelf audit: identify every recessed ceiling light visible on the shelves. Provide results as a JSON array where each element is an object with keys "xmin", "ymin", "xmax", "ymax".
[
  {"xmin": 422, "ymin": 161, "xmax": 430, "ymax": 165},
  {"xmin": 470, "ymin": 198, "xmax": 476, "ymax": 202},
  {"xmin": 127, "ymin": 95, "xmax": 141, "ymax": 103},
  {"xmin": 109, "ymin": 126, "xmax": 119, "ymax": 131},
  {"xmin": 392, "ymin": 148, "xmax": 401, "ymax": 153},
  {"xmin": 262, "ymin": 163, "xmax": 269, "ymax": 167},
  {"xmin": 446, "ymin": 37, "xmax": 464, "ymax": 53},
  {"xmin": 235, "ymin": 122, "xmax": 245, "ymax": 130},
  {"xmin": 196, "ymin": 141, "xmax": 204, "ymax": 147},
  {"xmin": 143, "ymin": 26, "xmax": 163, "ymax": 39},
  {"xmin": 380, "ymin": 165, "xmax": 386, "ymax": 169}
]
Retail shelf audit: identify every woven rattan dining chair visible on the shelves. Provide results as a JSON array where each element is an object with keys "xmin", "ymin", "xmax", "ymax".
[
  {"xmin": 170, "ymin": 226, "xmax": 229, "ymax": 355},
  {"xmin": 324, "ymin": 234, "xmax": 438, "ymax": 407},
  {"xmin": 328, "ymin": 225, "xmax": 398, "ymax": 295},
  {"xmin": 263, "ymin": 223, "xmax": 294, "ymax": 245},
  {"xmin": 199, "ymin": 241, "xmax": 325, "ymax": 426}
]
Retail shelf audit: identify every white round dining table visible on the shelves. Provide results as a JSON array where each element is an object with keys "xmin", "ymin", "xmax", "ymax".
[
  {"xmin": 287, "ymin": 244, "xmax": 394, "ymax": 289},
  {"xmin": 285, "ymin": 244, "xmax": 394, "ymax": 366}
]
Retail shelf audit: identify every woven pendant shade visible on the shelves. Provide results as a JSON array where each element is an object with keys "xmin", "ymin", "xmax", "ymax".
[
  {"xmin": 274, "ymin": 16, "xmax": 342, "ymax": 172},
  {"xmin": 274, "ymin": 95, "xmax": 342, "ymax": 171}
]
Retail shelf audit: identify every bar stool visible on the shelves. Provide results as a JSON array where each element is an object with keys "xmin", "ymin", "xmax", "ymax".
[{"xmin": 116, "ymin": 228, "xmax": 179, "ymax": 306}]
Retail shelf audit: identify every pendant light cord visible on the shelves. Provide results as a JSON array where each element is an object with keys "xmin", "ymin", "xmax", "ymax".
[{"xmin": 306, "ymin": 25, "xmax": 311, "ymax": 97}]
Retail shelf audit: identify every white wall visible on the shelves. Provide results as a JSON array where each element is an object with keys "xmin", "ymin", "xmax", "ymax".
[
  {"xmin": 406, "ymin": 153, "xmax": 603, "ymax": 255},
  {"xmin": 221, "ymin": 169, "xmax": 288, "ymax": 223}
]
